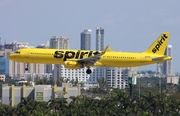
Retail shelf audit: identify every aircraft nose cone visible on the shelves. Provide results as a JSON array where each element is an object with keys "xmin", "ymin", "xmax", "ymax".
[{"xmin": 9, "ymin": 54, "xmax": 14, "ymax": 60}]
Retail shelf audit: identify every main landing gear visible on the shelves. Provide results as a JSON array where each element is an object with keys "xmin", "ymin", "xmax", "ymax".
[
  {"xmin": 80, "ymin": 63, "xmax": 92, "ymax": 74},
  {"xmin": 86, "ymin": 68, "xmax": 92, "ymax": 74},
  {"xmin": 25, "ymin": 64, "xmax": 29, "ymax": 71}
]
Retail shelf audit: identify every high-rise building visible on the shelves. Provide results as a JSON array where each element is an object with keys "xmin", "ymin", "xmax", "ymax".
[
  {"xmin": 93, "ymin": 27, "xmax": 106, "ymax": 86},
  {"xmin": 36, "ymin": 41, "xmax": 50, "ymax": 48},
  {"xmin": 81, "ymin": 29, "xmax": 92, "ymax": 50},
  {"xmin": 50, "ymin": 36, "xmax": 69, "ymax": 49},
  {"xmin": 0, "ymin": 49, "xmax": 13, "ymax": 77},
  {"xmin": 9, "ymin": 58, "xmax": 46, "ymax": 78},
  {"xmin": 96, "ymin": 27, "xmax": 104, "ymax": 51},
  {"xmin": 162, "ymin": 45, "xmax": 173, "ymax": 76},
  {"xmin": 9, "ymin": 61, "xmax": 26, "ymax": 77},
  {"xmin": 4, "ymin": 41, "xmax": 32, "ymax": 51},
  {"xmin": 0, "ymin": 37, "xmax": 4, "ymax": 51}
]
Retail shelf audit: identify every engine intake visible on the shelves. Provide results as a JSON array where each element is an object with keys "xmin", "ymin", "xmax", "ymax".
[{"xmin": 64, "ymin": 61, "xmax": 81, "ymax": 69}]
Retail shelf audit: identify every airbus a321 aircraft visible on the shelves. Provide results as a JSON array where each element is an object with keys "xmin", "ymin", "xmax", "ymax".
[{"xmin": 9, "ymin": 32, "xmax": 172, "ymax": 74}]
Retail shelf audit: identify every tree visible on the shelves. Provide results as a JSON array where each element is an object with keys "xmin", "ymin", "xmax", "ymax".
[
  {"xmin": 27, "ymin": 77, "xmax": 32, "ymax": 86},
  {"xmin": 48, "ymin": 98, "xmax": 68, "ymax": 112},
  {"xmin": 34, "ymin": 76, "xmax": 40, "ymax": 85},
  {"xmin": 49, "ymin": 77, "xmax": 55, "ymax": 85},
  {"xmin": 57, "ymin": 77, "xmax": 64, "ymax": 86},
  {"xmin": 42, "ymin": 77, "xmax": 48, "ymax": 85},
  {"xmin": 16, "ymin": 97, "xmax": 48, "ymax": 115},
  {"xmin": 74, "ymin": 77, "xmax": 78, "ymax": 86}
]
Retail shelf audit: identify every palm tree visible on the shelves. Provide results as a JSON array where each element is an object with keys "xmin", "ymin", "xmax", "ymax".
[
  {"xmin": 48, "ymin": 77, "xmax": 55, "ymax": 85},
  {"xmin": 56, "ymin": 77, "xmax": 64, "ymax": 86},
  {"xmin": 75, "ymin": 77, "xmax": 78, "ymax": 86},
  {"xmin": 0, "ymin": 105, "xmax": 16, "ymax": 116},
  {"xmin": 48, "ymin": 98, "xmax": 68, "ymax": 112},
  {"xmin": 26, "ymin": 77, "xmax": 32, "ymax": 86},
  {"xmin": 16, "ymin": 97, "xmax": 48, "ymax": 115},
  {"xmin": 34, "ymin": 76, "xmax": 41, "ymax": 85},
  {"xmin": 42, "ymin": 77, "xmax": 48, "ymax": 84}
]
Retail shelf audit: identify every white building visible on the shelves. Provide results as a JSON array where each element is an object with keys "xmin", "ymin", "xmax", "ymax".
[
  {"xmin": 163, "ymin": 45, "xmax": 173, "ymax": 75},
  {"xmin": 0, "ymin": 75, "xmax": 6, "ymax": 82},
  {"xmin": 157, "ymin": 45, "xmax": 173, "ymax": 76},
  {"xmin": 11, "ymin": 41, "xmax": 35, "ymax": 51},
  {"xmin": 7, "ymin": 41, "xmax": 46, "ymax": 78},
  {"xmin": 50, "ymin": 36, "xmax": 69, "ymax": 49},
  {"xmin": 167, "ymin": 74, "xmax": 179, "ymax": 85},
  {"xmin": 96, "ymin": 27, "xmax": 104, "ymax": 51},
  {"xmin": 55, "ymin": 65, "xmax": 99, "ymax": 87},
  {"xmin": 106, "ymin": 67, "xmax": 138, "ymax": 89}
]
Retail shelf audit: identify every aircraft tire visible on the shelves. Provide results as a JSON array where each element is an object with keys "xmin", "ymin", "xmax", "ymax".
[
  {"xmin": 25, "ymin": 68, "xmax": 28, "ymax": 71},
  {"xmin": 86, "ymin": 69, "xmax": 92, "ymax": 74}
]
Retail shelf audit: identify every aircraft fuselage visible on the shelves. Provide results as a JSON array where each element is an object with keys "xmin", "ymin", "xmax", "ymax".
[{"xmin": 9, "ymin": 48, "xmax": 171, "ymax": 67}]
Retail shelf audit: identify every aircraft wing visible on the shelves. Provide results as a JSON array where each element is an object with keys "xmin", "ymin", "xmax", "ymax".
[
  {"xmin": 76, "ymin": 54, "xmax": 102, "ymax": 65},
  {"xmin": 152, "ymin": 56, "xmax": 169, "ymax": 61},
  {"xmin": 74, "ymin": 45, "xmax": 111, "ymax": 65}
]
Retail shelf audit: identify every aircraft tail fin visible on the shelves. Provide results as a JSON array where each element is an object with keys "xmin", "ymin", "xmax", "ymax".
[{"xmin": 143, "ymin": 32, "xmax": 170, "ymax": 55}]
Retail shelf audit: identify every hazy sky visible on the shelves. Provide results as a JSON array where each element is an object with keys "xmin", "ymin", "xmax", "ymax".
[{"xmin": 0, "ymin": 0, "xmax": 180, "ymax": 72}]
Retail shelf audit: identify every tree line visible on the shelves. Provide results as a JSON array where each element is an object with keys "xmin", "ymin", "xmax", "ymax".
[{"xmin": 1, "ymin": 89, "xmax": 180, "ymax": 115}]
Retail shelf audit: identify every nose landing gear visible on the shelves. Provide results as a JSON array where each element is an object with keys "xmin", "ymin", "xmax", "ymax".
[{"xmin": 25, "ymin": 64, "xmax": 29, "ymax": 71}]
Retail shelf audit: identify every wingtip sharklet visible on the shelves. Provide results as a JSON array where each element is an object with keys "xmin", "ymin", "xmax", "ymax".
[{"xmin": 102, "ymin": 44, "xmax": 111, "ymax": 53}]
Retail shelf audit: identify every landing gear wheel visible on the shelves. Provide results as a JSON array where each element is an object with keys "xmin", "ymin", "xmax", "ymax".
[
  {"xmin": 25, "ymin": 64, "xmax": 29, "ymax": 71},
  {"xmin": 25, "ymin": 68, "xmax": 28, "ymax": 71},
  {"xmin": 86, "ymin": 69, "xmax": 92, "ymax": 74}
]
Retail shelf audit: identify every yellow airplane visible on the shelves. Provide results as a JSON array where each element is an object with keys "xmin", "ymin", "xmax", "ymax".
[{"xmin": 9, "ymin": 32, "xmax": 172, "ymax": 74}]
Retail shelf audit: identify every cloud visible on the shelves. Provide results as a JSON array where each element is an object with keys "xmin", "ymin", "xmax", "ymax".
[
  {"xmin": 162, "ymin": 17, "xmax": 180, "ymax": 26},
  {"xmin": 150, "ymin": 9, "xmax": 170, "ymax": 16},
  {"xmin": 101, "ymin": 13, "xmax": 127, "ymax": 26},
  {"xmin": 135, "ymin": 16, "xmax": 152, "ymax": 23}
]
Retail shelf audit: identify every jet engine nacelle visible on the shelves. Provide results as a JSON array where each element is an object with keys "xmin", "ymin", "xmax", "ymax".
[{"xmin": 64, "ymin": 61, "xmax": 81, "ymax": 69}]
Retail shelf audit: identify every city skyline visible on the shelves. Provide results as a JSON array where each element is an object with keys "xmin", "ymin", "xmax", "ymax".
[{"xmin": 0, "ymin": 1, "xmax": 179, "ymax": 72}]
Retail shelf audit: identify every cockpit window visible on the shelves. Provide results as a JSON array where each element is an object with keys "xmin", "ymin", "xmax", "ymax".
[{"xmin": 14, "ymin": 51, "xmax": 20, "ymax": 54}]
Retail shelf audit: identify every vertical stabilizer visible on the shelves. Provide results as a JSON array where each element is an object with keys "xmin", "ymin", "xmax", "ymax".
[{"xmin": 143, "ymin": 32, "xmax": 170, "ymax": 55}]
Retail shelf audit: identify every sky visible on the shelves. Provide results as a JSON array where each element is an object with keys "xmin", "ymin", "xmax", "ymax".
[{"xmin": 0, "ymin": 0, "xmax": 180, "ymax": 72}]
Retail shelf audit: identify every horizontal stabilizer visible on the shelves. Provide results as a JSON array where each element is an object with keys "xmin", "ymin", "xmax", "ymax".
[{"xmin": 152, "ymin": 56, "xmax": 172, "ymax": 61}]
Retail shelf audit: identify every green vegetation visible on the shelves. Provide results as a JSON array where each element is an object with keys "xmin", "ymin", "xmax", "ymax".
[
  {"xmin": 1, "ymin": 89, "xmax": 180, "ymax": 115},
  {"xmin": 1, "ymin": 76, "xmax": 180, "ymax": 115}
]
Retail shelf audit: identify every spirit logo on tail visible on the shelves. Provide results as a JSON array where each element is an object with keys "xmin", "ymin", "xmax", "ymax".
[{"xmin": 152, "ymin": 34, "xmax": 168, "ymax": 53}]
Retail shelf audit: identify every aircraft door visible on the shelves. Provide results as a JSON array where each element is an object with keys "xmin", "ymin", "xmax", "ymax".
[
  {"xmin": 25, "ymin": 50, "xmax": 29, "ymax": 58},
  {"xmin": 140, "ymin": 55, "xmax": 145, "ymax": 63}
]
